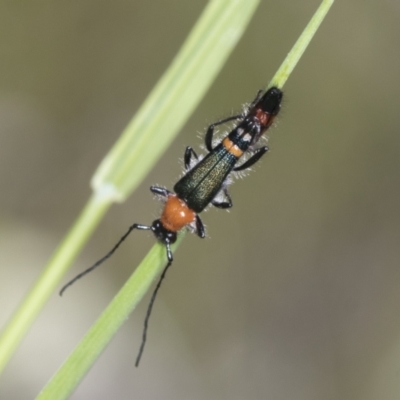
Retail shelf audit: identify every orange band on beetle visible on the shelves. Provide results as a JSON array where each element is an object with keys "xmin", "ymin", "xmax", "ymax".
[{"xmin": 222, "ymin": 137, "xmax": 243, "ymax": 157}]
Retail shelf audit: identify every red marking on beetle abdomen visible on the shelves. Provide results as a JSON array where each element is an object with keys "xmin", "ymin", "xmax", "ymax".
[
  {"xmin": 160, "ymin": 195, "xmax": 196, "ymax": 232},
  {"xmin": 255, "ymin": 108, "xmax": 275, "ymax": 128}
]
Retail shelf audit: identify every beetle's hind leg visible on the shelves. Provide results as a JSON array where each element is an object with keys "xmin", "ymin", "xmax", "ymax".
[
  {"xmin": 212, "ymin": 188, "xmax": 233, "ymax": 209},
  {"xmin": 234, "ymin": 146, "xmax": 268, "ymax": 172}
]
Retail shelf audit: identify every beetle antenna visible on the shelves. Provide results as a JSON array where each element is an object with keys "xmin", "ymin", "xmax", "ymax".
[
  {"xmin": 59, "ymin": 223, "xmax": 151, "ymax": 296},
  {"xmin": 135, "ymin": 243, "xmax": 173, "ymax": 367}
]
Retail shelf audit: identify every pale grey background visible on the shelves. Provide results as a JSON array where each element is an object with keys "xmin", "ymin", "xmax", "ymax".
[{"xmin": 0, "ymin": 1, "xmax": 399, "ymax": 399}]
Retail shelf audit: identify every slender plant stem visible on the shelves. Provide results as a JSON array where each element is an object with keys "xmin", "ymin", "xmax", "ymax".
[
  {"xmin": 36, "ymin": 237, "xmax": 183, "ymax": 400},
  {"xmin": 36, "ymin": 0, "xmax": 335, "ymax": 397},
  {"xmin": 0, "ymin": 193, "xmax": 111, "ymax": 374},
  {"xmin": 269, "ymin": 0, "xmax": 334, "ymax": 89},
  {"xmin": 0, "ymin": 0, "xmax": 261, "ymax": 380}
]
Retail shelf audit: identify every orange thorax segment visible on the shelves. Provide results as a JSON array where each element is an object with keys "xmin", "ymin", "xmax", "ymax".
[{"xmin": 160, "ymin": 195, "xmax": 196, "ymax": 232}]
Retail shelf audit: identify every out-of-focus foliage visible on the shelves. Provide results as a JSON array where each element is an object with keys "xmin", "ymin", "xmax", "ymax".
[{"xmin": 0, "ymin": 1, "xmax": 399, "ymax": 399}]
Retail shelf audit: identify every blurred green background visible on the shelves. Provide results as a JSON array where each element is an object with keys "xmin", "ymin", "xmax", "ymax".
[{"xmin": 0, "ymin": 1, "xmax": 399, "ymax": 399}]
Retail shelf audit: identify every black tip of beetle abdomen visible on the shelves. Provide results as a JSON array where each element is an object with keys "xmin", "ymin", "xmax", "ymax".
[{"xmin": 259, "ymin": 87, "xmax": 283, "ymax": 115}]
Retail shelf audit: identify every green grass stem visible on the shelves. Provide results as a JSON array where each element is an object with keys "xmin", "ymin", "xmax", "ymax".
[
  {"xmin": 0, "ymin": 0, "xmax": 260, "ymax": 379},
  {"xmin": 37, "ymin": 0, "xmax": 334, "ymax": 397},
  {"xmin": 269, "ymin": 0, "xmax": 334, "ymax": 89},
  {"xmin": 36, "ymin": 236, "xmax": 184, "ymax": 400},
  {"xmin": 36, "ymin": 1, "xmax": 335, "ymax": 397},
  {"xmin": 0, "ymin": 193, "xmax": 110, "ymax": 375},
  {"xmin": 0, "ymin": 0, "xmax": 335, "ymax": 396}
]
